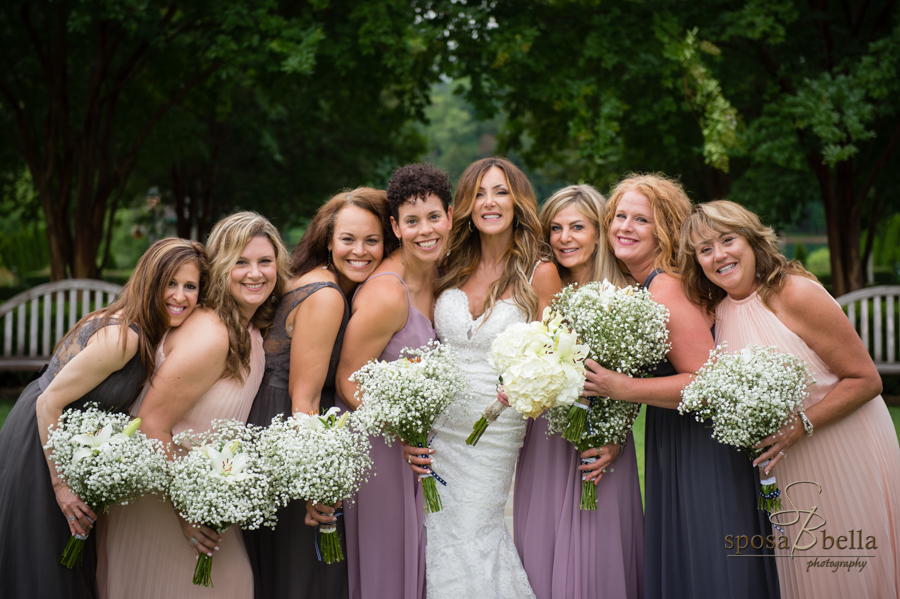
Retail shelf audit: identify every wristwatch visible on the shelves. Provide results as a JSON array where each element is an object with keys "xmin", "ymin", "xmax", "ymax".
[{"xmin": 798, "ymin": 411, "xmax": 814, "ymax": 437}]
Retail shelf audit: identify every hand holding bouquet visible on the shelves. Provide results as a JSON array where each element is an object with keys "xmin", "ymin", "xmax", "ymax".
[
  {"xmin": 44, "ymin": 403, "xmax": 169, "ymax": 567},
  {"xmin": 467, "ymin": 307, "xmax": 588, "ymax": 445},
  {"xmin": 169, "ymin": 419, "xmax": 273, "ymax": 586},
  {"xmin": 548, "ymin": 280, "xmax": 670, "ymax": 443},
  {"xmin": 679, "ymin": 343, "xmax": 814, "ymax": 512},
  {"xmin": 257, "ymin": 407, "xmax": 372, "ymax": 563},
  {"xmin": 350, "ymin": 341, "xmax": 465, "ymax": 513}
]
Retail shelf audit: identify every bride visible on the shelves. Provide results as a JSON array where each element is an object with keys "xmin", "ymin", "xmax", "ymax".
[{"xmin": 414, "ymin": 157, "xmax": 560, "ymax": 598}]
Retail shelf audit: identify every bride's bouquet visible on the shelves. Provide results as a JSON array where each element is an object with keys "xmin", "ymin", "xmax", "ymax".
[
  {"xmin": 547, "ymin": 280, "xmax": 670, "ymax": 444},
  {"xmin": 257, "ymin": 407, "xmax": 372, "ymax": 564},
  {"xmin": 466, "ymin": 307, "xmax": 589, "ymax": 446},
  {"xmin": 350, "ymin": 341, "xmax": 465, "ymax": 514},
  {"xmin": 169, "ymin": 419, "xmax": 274, "ymax": 586},
  {"xmin": 44, "ymin": 403, "xmax": 169, "ymax": 567},
  {"xmin": 679, "ymin": 343, "xmax": 813, "ymax": 512}
]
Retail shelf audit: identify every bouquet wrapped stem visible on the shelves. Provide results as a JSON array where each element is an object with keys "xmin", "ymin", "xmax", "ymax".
[
  {"xmin": 59, "ymin": 534, "xmax": 87, "ymax": 568},
  {"xmin": 753, "ymin": 451, "xmax": 782, "ymax": 512},
  {"xmin": 411, "ymin": 432, "xmax": 444, "ymax": 513},
  {"xmin": 563, "ymin": 399, "xmax": 590, "ymax": 443},
  {"xmin": 193, "ymin": 539, "xmax": 217, "ymax": 586},
  {"xmin": 465, "ymin": 399, "xmax": 507, "ymax": 446},
  {"xmin": 317, "ymin": 521, "xmax": 344, "ymax": 564},
  {"xmin": 579, "ymin": 455, "xmax": 598, "ymax": 511}
]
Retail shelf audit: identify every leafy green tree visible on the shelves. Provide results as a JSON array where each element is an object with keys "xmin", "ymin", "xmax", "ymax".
[{"xmin": 425, "ymin": 0, "xmax": 900, "ymax": 294}]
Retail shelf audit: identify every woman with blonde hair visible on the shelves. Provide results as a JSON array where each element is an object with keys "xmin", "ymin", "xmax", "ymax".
[
  {"xmin": 680, "ymin": 200, "xmax": 900, "ymax": 598},
  {"xmin": 514, "ymin": 184, "xmax": 643, "ymax": 599},
  {"xmin": 244, "ymin": 188, "xmax": 397, "ymax": 599},
  {"xmin": 100, "ymin": 212, "xmax": 290, "ymax": 599},
  {"xmin": 581, "ymin": 174, "xmax": 778, "ymax": 598},
  {"xmin": 0, "ymin": 238, "xmax": 206, "ymax": 599},
  {"xmin": 416, "ymin": 157, "xmax": 560, "ymax": 598}
]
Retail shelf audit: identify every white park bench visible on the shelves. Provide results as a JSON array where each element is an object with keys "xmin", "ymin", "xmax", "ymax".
[
  {"xmin": 837, "ymin": 285, "xmax": 900, "ymax": 375},
  {"xmin": 0, "ymin": 279, "xmax": 123, "ymax": 371}
]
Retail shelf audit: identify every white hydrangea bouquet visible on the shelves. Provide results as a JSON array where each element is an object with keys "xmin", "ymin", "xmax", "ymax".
[
  {"xmin": 350, "ymin": 341, "xmax": 466, "ymax": 514},
  {"xmin": 545, "ymin": 280, "xmax": 670, "ymax": 510},
  {"xmin": 44, "ymin": 403, "xmax": 169, "ymax": 568},
  {"xmin": 679, "ymin": 343, "xmax": 813, "ymax": 512},
  {"xmin": 169, "ymin": 419, "xmax": 274, "ymax": 586},
  {"xmin": 257, "ymin": 407, "xmax": 372, "ymax": 564},
  {"xmin": 466, "ymin": 307, "xmax": 589, "ymax": 446}
]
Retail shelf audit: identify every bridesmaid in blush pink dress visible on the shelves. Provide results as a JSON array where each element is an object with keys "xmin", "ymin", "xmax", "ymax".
[
  {"xmin": 98, "ymin": 212, "xmax": 290, "ymax": 599},
  {"xmin": 515, "ymin": 184, "xmax": 643, "ymax": 599},
  {"xmin": 680, "ymin": 200, "xmax": 900, "ymax": 599},
  {"xmin": 334, "ymin": 164, "xmax": 453, "ymax": 599}
]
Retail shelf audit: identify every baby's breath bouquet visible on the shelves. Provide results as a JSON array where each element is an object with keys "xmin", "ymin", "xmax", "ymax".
[
  {"xmin": 257, "ymin": 407, "xmax": 372, "ymax": 564},
  {"xmin": 44, "ymin": 403, "xmax": 169, "ymax": 567},
  {"xmin": 467, "ymin": 307, "xmax": 589, "ymax": 446},
  {"xmin": 169, "ymin": 419, "xmax": 274, "ymax": 586},
  {"xmin": 350, "ymin": 341, "xmax": 465, "ymax": 514},
  {"xmin": 548, "ymin": 280, "xmax": 670, "ymax": 444},
  {"xmin": 679, "ymin": 343, "xmax": 814, "ymax": 512}
]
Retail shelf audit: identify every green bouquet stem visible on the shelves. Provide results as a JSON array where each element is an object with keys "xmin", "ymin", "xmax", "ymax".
[
  {"xmin": 193, "ymin": 552, "xmax": 214, "ymax": 587},
  {"xmin": 319, "ymin": 523, "xmax": 344, "ymax": 564},
  {"xmin": 59, "ymin": 534, "xmax": 87, "ymax": 568},
  {"xmin": 581, "ymin": 479, "xmax": 597, "ymax": 511},
  {"xmin": 410, "ymin": 432, "xmax": 443, "ymax": 513},
  {"xmin": 563, "ymin": 399, "xmax": 590, "ymax": 443},
  {"xmin": 753, "ymin": 450, "xmax": 782, "ymax": 513},
  {"xmin": 465, "ymin": 400, "xmax": 507, "ymax": 446}
]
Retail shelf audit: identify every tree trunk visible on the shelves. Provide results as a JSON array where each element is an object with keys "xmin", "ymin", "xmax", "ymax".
[{"xmin": 812, "ymin": 160, "xmax": 863, "ymax": 297}]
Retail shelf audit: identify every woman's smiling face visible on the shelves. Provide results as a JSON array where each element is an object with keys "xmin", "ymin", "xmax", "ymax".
[{"xmin": 609, "ymin": 190, "xmax": 658, "ymax": 270}]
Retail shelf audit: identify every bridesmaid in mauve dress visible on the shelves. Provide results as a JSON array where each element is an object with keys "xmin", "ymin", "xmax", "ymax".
[
  {"xmin": 515, "ymin": 184, "xmax": 643, "ymax": 599},
  {"xmin": 581, "ymin": 176, "xmax": 778, "ymax": 599},
  {"xmin": 680, "ymin": 200, "xmax": 900, "ymax": 599},
  {"xmin": 99, "ymin": 212, "xmax": 290, "ymax": 599},
  {"xmin": 334, "ymin": 163, "xmax": 453, "ymax": 599},
  {"xmin": 242, "ymin": 188, "xmax": 397, "ymax": 599},
  {"xmin": 0, "ymin": 238, "xmax": 205, "ymax": 599}
]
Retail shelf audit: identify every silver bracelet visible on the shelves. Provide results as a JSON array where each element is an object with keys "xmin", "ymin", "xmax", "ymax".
[{"xmin": 798, "ymin": 411, "xmax": 814, "ymax": 437}]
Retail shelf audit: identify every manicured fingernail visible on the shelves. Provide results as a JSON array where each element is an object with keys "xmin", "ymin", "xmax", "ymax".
[
  {"xmin": 214, "ymin": 546, "xmax": 219, "ymax": 551},
  {"xmin": 429, "ymin": 449, "xmax": 435, "ymax": 454},
  {"xmin": 207, "ymin": 552, "xmax": 213, "ymax": 557}
]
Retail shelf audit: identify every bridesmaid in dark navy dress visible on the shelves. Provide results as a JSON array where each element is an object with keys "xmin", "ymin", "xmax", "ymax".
[
  {"xmin": 0, "ymin": 238, "xmax": 206, "ymax": 599},
  {"xmin": 582, "ymin": 174, "xmax": 778, "ymax": 599},
  {"xmin": 243, "ymin": 188, "xmax": 397, "ymax": 599}
]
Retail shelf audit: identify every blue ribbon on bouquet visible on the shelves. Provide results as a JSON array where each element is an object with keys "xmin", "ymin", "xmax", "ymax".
[
  {"xmin": 417, "ymin": 442, "xmax": 447, "ymax": 487},
  {"xmin": 759, "ymin": 488, "xmax": 785, "ymax": 534},
  {"xmin": 314, "ymin": 507, "xmax": 343, "ymax": 562}
]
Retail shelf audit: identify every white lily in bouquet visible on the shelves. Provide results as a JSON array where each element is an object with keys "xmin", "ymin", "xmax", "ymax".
[
  {"xmin": 350, "ymin": 341, "xmax": 465, "ymax": 514},
  {"xmin": 44, "ymin": 403, "xmax": 169, "ymax": 567},
  {"xmin": 168, "ymin": 419, "xmax": 274, "ymax": 587},
  {"xmin": 544, "ymin": 280, "xmax": 670, "ymax": 510},
  {"xmin": 465, "ymin": 307, "xmax": 589, "ymax": 446},
  {"xmin": 257, "ymin": 407, "xmax": 372, "ymax": 564},
  {"xmin": 679, "ymin": 343, "xmax": 814, "ymax": 512}
]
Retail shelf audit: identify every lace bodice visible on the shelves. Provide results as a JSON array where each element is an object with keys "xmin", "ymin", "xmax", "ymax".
[{"xmin": 426, "ymin": 288, "xmax": 535, "ymax": 599}]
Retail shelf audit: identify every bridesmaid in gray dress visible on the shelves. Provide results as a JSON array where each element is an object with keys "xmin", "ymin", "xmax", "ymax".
[
  {"xmin": 335, "ymin": 163, "xmax": 453, "ymax": 599},
  {"xmin": 0, "ymin": 238, "xmax": 206, "ymax": 599},
  {"xmin": 515, "ymin": 184, "xmax": 643, "ymax": 599},
  {"xmin": 243, "ymin": 188, "xmax": 397, "ymax": 599}
]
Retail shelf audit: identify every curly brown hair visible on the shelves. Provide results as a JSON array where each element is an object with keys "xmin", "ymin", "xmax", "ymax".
[
  {"xmin": 604, "ymin": 173, "xmax": 692, "ymax": 279},
  {"xmin": 678, "ymin": 200, "xmax": 817, "ymax": 316},
  {"xmin": 289, "ymin": 188, "xmax": 398, "ymax": 277},
  {"xmin": 386, "ymin": 163, "xmax": 452, "ymax": 220}
]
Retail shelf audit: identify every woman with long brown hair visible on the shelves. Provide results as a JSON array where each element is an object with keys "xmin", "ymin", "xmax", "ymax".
[
  {"xmin": 0, "ymin": 238, "xmax": 207, "ymax": 599},
  {"xmin": 514, "ymin": 184, "xmax": 643, "ymax": 599},
  {"xmin": 421, "ymin": 157, "xmax": 560, "ymax": 599},
  {"xmin": 100, "ymin": 212, "xmax": 289, "ymax": 599},
  {"xmin": 243, "ymin": 188, "xmax": 396, "ymax": 599},
  {"xmin": 680, "ymin": 200, "xmax": 899, "ymax": 599},
  {"xmin": 581, "ymin": 174, "xmax": 778, "ymax": 599}
]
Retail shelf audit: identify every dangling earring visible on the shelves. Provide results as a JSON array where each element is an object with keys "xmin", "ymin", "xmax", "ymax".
[
  {"xmin": 398, "ymin": 237, "xmax": 404, "ymax": 265},
  {"xmin": 322, "ymin": 251, "xmax": 332, "ymax": 270},
  {"xmin": 514, "ymin": 216, "xmax": 519, "ymax": 229},
  {"xmin": 468, "ymin": 220, "xmax": 475, "ymax": 233}
]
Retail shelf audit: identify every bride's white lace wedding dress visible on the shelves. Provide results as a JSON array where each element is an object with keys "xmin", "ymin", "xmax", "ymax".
[{"xmin": 425, "ymin": 288, "xmax": 536, "ymax": 599}]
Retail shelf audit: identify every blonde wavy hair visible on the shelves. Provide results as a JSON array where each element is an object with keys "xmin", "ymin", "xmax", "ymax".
[
  {"xmin": 205, "ymin": 211, "xmax": 290, "ymax": 381},
  {"xmin": 678, "ymin": 200, "xmax": 817, "ymax": 316},
  {"xmin": 604, "ymin": 173, "xmax": 692, "ymax": 279},
  {"xmin": 435, "ymin": 157, "xmax": 546, "ymax": 321},
  {"xmin": 540, "ymin": 184, "xmax": 627, "ymax": 288}
]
